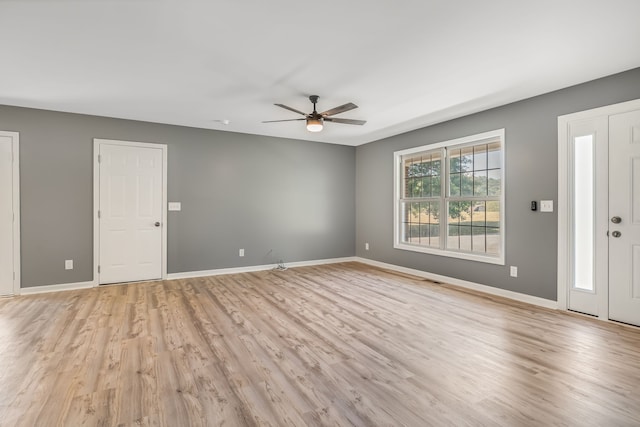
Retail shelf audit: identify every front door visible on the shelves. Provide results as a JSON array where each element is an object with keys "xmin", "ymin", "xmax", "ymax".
[
  {"xmin": 560, "ymin": 100, "xmax": 640, "ymax": 327},
  {"xmin": 97, "ymin": 140, "xmax": 165, "ymax": 284},
  {"xmin": 565, "ymin": 117, "xmax": 608, "ymax": 316},
  {"xmin": 608, "ymin": 109, "xmax": 640, "ymax": 326}
]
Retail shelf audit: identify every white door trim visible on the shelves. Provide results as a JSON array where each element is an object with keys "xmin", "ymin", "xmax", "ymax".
[
  {"xmin": 1, "ymin": 131, "xmax": 20, "ymax": 294},
  {"xmin": 557, "ymin": 98, "xmax": 640, "ymax": 319},
  {"xmin": 93, "ymin": 138, "xmax": 168, "ymax": 285}
]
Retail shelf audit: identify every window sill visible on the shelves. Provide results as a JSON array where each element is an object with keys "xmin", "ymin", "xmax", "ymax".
[{"xmin": 394, "ymin": 242, "xmax": 505, "ymax": 265}]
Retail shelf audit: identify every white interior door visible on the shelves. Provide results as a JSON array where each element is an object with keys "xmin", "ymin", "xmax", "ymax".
[
  {"xmin": 98, "ymin": 141, "xmax": 165, "ymax": 284},
  {"xmin": 608, "ymin": 109, "xmax": 640, "ymax": 326},
  {"xmin": 0, "ymin": 132, "xmax": 19, "ymax": 296}
]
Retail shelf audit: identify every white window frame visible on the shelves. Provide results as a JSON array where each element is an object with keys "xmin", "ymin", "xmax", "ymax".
[{"xmin": 393, "ymin": 129, "xmax": 506, "ymax": 265}]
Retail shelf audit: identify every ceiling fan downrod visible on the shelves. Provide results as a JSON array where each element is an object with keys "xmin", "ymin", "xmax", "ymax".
[{"xmin": 309, "ymin": 95, "xmax": 319, "ymax": 114}]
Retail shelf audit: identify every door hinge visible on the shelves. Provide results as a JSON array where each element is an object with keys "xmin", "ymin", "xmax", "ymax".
[
  {"xmin": 98, "ymin": 154, "xmax": 102, "ymax": 163},
  {"xmin": 97, "ymin": 210, "xmax": 101, "ymax": 218},
  {"xmin": 97, "ymin": 265, "xmax": 101, "ymax": 273}
]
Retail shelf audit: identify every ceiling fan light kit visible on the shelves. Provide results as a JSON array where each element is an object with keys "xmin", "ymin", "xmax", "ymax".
[
  {"xmin": 306, "ymin": 118, "xmax": 323, "ymax": 132},
  {"xmin": 263, "ymin": 95, "xmax": 366, "ymax": 133}
]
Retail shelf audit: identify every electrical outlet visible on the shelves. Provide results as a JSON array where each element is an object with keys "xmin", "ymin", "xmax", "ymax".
[
  {"xmin": 365, "ymin": 243, "xmax": 370, "ymax": 251},
  {"xmin": 510, "ymin": 266, "xmax": 518, "ymax": 277},
  {"xmin": 239, "ymin": 249, "xmax": 244, "ymax": 257},
  {"xmin": 65, "ymin": 259, "xmax": 73, "ymax": 270}
]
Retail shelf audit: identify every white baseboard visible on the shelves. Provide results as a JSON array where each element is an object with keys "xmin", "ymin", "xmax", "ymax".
[
  {"xmin": 166, "ymin": 257, "xmax": 357, "ymax": 280},
  {"xmin": 14, "ymin": 257, "xmax": 555, "ymax": 313},
  {"xmin": 354, "ymin": 257, "xmax": 558, "ymax": 310},
  {"xmin": 14, "ymin": 258, "xmax": 357, "ymax": 296},
  {"xmin": 19, "ymin": 280, "xmax": 96, "ymax": 295}
]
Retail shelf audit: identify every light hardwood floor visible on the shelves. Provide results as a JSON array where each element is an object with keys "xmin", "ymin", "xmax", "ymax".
[{"xmin": 1, "ymin": 262, "xmax": 639, "ymax": 426}]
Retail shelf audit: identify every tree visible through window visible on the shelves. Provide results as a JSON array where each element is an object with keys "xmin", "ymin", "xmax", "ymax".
[{"xmin": 394, "ymin": 130, "xmax": 505, "ymax": 264}]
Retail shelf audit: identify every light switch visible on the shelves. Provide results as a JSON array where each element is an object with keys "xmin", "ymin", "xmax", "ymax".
[
  {"xmin": 168, "ymin": 202, "xmax": 181, "ymax": 211},
  {"xmin": 540, "ymin": 200, "xmax": 554, "ymax": 212}
]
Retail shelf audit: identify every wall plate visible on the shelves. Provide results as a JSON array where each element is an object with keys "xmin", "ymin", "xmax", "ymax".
[{"xmin": 540, "ymin": 200, "xmax": 553, "ymax": 212}]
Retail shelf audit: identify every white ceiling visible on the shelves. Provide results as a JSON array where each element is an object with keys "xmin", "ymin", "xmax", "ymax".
[{"xmin": 1, "ymin": 1, "xmax": 639, "ymax": 146}]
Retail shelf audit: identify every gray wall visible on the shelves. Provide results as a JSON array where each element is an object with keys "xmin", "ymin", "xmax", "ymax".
[
  {"xmin": 0, "ymin": 107, "xmax": 355, "ymax": 288},
  {"xmin": 4, "ymin": 67, "xmax": 640, "ymax": 294},
  {"xmin": 356, "ymin": 67, "xmax": 640, "ymax": 301}
]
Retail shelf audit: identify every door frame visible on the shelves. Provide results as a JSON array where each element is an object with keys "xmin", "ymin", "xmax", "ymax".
[
  {"xmin": 93, "ymin": 138, "xmax": 168, "ymax": 286},
  {"xmin": 557, "ymin": 98, "xmax": 640, "ymax": 320},
  {"xmin": 1, "ymin": 131, "xmax": 20, "ymax": 295}
]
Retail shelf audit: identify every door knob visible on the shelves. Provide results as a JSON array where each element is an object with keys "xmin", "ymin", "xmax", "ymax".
[
  {"xmin": 155, "ymin": 222, "xmax": 161, "ymax": 227},
  {"xmin": 612, "ymin": 230, "xmax": 621, "ymax": 238},
  {"xmin": 611, "ymin": 216, "xmax": 622, "ymax": 224}
]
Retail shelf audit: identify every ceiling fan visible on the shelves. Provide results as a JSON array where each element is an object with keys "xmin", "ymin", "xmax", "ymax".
[{"xmin": 263, "ymin": 95, "xmax": 366, "ymax": 132}]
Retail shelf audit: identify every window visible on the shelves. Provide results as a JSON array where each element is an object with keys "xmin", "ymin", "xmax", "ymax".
[{"xmin": 394, "ymin": 129, "xmax": 505, "ymax": 264}]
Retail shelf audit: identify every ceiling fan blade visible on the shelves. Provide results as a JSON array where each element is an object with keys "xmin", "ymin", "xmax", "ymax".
[
  {"xmin": 274, "ymin": 104, "xmax": 308, "ymax": 116},
  {"xmin": 324, "ymin": 117, "xmax": 366, "ymax": 125},
  {"xmin": 320, "ymin": 102, "xmax": 358, "ymax": 117},
  {"xmin": 262, "ymin": 118, "xmax": 306, "ymax": 123}
]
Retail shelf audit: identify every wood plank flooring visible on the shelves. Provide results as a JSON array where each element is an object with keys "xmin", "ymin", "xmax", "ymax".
[{"xmin": 1, "ymin": 262, "xmax": 639, "ymax": 426}]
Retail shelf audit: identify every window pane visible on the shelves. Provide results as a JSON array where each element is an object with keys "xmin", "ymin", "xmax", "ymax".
[
  {"xmin": 474, "ymin": 145, "xmax": 487, "ymax": 170},
  {"xmin": 459, "ymin": 225, "xmax": 472, "ymax": 251},
  {"xmin": 487, "ymin": 142, "xmax": 501, "ymax": 169},
  {"xmin": 460, "ymin": 173, "xmax": 474, "ymax": 196},
  {"xmin": 462, "ymin": 202, "xmax": 472, "ymax": 222},
  {"xmin": 430, "ymin": 224, "xmax": 440, "ymax": 247},
  {"xmin": 448, "ymin": 201, "xmax": 460, "ymax": 224},
  {"xmin": 429, "ymin": 201, "xmax": 440, "ymax": 224},
  {"xmin": 407, "ymin": 224, "xmax": 417, "ymax": 243},
  {"xmin": 431, "ymin": 157, "xmax": 441, "ymax": 176},
  {"xmin": 472, "ymin": 227, "xmax": 486, "ymax": 253},
  {"xmin": 432, "ymin": 176, "xmax": 441, "ymax": 197},
  {"xmin": 486, "ymin": 227, "xmax": 500, "ymax": 255},
  {"xmin": 407, "ymin": 160, "xmax": 423, "ymax": 178},
  {"xmin": 420, "ymin": 224, "xmax": 430, "ymax": 243},
  {"xmin": 573, "ymin": 135, "xmax": 594, "ymax": 291},
  {"xmin": 400, "ymin": 200, "xmax": 442, "ymax": 248},
  {"xmin": 449, "ymin": 173, "xmax": 461, "ymax": 197},
  {"xmin": 448, "ymin": 224, "xmax": 460, "ymax": 249},
  {"xmin": 461, "ymin": 146, "xmax": 474, "ymax": 172},
  {"xmin": 474, "ymin": 170, "xmax": 488, "ymax": 196},
  {"xmin": 408, "ymin": 202, "xmax": 421, "ymax": 222},
  {"xmin": 472, "ymin": 202, "xmax": 486, "ymax": 225},
  {"xmin": 422, "ymin": 176, "xmax": 431, "ymax": 197},
  {"xmin": 448, "ymin": 201, "xmax": 472, "ymax": 251},
  {"xmin": 403, "ymin": 151, "xmax": 443, "ymax": 200},
  {"xmin": 405, "ymin": 177, "xmax": 416, "ymax": 197},
  {"xmin": 450, "ymin": 149, "xmax": 461, "ymax": 173},
  {"xmin": 485, "ymin": 201, "xmax": 500, "ymax": 227},
  {"xmin": 488, "ymin": 169, "xmax": 501, "ymax": 196}
]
